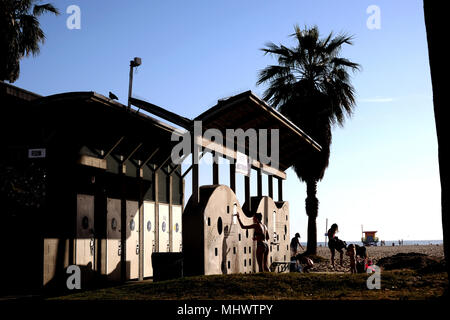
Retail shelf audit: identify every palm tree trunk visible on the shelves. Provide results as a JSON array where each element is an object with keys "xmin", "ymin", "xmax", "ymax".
[
  {"xmin": 424, "ymin": 0, "xmax": 450, "ymax": 279},
  {"xmin": 305, "ymin": 179, "xmax": 319, "ymax": 255}
]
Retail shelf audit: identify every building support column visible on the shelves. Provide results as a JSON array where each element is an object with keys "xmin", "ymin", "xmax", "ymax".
[
  {"xmin": 120, "ymin": 163, "xmax": 127, "ymax": 282},
  {"xmin": 213, "ymin": 153, "xmax": 219, "ymax": 185},
  {"xmin": 138, "ymin": 166, "xmax": 144, "ymax": 281},
  {"xmin": 268, "ymin": 175, "xmax": 273, "ymax": 199},
  {"xmin": 168, "ymin": 174, "xmax": 173, "ymax": 252},
  {"xmin": 245, "ymin": 174, "xmax": 251, "ymax": 212},
  {"xmin": 230, "ymin": 162, "xmax": 236, "ymax": 193},
  {"xmin": 277, "ymin": 177, "xmax": 283, "ymax": 202},
  {"xmin": 257, "ymin": 168, "xmax": 262, "ymax": 197},
  {"xmin": 192, "ymin": 135, "xmax": 199, "ymax": 205},
  {"xmin": 154, "ymin": 169, "xmax": 159, "ymax": 255}
]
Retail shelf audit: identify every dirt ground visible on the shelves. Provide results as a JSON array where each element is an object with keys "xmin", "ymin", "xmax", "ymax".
[{"xmin": 305, "ymin": 244, "xmax": 444, "ymax": 273}]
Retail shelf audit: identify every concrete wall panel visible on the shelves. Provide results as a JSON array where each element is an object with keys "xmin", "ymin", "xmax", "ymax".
[
  {"xmin": 172, "ymin": 205, "xmax": 183, "ymax": 252},
  {"xmin": 183, "ymin": 185, "xmax": 291, "ymax": 276},
  {"xmin": 76, "ymin": 194, "xmax": 95, "ymax": 268},
  {"xmin": 126, "ymin": 200, "xmax": 139, "ymax": 279},
  {"xmin": 273, "ymin": 201, "xmax": 290, "ymax": 266},
  {"xmin": 143, "ymin": 201, "xmax": 155, "ymax": 277},
  {"xmin": 158, "ymin": 203, "xmax": 170, "ymax": 252},
  {"xmin": 106, "ymin": 198, "xmax": 121, "ymax": 281}
]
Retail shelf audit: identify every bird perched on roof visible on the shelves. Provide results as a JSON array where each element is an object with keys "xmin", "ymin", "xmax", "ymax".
[{"xmin": 109, "ymin": 91, "xmax": 118, "ymax": 100}]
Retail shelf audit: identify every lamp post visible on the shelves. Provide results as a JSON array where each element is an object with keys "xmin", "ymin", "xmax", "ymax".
[{"xmin": 128, "ymin": 57, "xmax": 142, "ymax": 111}]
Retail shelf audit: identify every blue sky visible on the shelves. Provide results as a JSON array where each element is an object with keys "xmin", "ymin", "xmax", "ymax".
[{"xmin": 14, "ymin": 0, "xmax": 441, "ymax": 241}]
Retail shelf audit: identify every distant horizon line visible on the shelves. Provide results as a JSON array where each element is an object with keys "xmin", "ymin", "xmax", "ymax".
[{"xmin": 299, "ymin": 239, "xmax": 443, "ymax": 243}]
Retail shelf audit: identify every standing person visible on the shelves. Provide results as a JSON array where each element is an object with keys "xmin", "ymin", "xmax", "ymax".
[
  {"xmin": 235, "ymin": 212, "xmax": 270, "ymax": 272},
  {"xmin": 290, "ymin": 233, "xmax": 304, "ymax": 257},
  {"xmin": 328, "ymin": 223, "xmax": 344, "ymax": 268}
]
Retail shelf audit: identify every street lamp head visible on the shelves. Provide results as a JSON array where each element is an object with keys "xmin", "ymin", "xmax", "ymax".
[{"xmin": 131, "ymin": 57, "xmax": 142, "ymax": 67}]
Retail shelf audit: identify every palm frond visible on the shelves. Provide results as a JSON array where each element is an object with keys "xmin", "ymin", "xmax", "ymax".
[
  {"xmin": 331, "ymin": 57, "xmax": 360, "ymax": 72},
  {"xmin": 0, "ymin": 0, "xmax": 58, "ymax": 81},
  {"xmin": 257, "ymin": 65, "xmax": 293, "ymax": 85},
  {"xmin": 33, "ymin": 3, "xmax": 60, "ymax": 16},
  {"xmin": 18, "ymin": 14, "xmax": 44, "ymax": 56}
]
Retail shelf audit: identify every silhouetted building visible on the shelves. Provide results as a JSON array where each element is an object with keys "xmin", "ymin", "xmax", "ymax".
[
  {"xmin": 0, "ymin": 82, "xmax": 183, "ymax": 292},
  {"xmin": 0, "ymin": 82, "xmax": 320, "ymax": 293}
]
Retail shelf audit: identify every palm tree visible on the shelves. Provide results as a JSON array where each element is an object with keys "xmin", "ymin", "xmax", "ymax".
[
  {"xmin": 423, "ymin": 0, "xmax": 449, "ymax": 279},
  {"xmin": 0, "ymin": 0, "xmax": 59, "ymax": 83},
  {"xmin": 257, "ymin": 25, "xmax": 360, "ymax": 254}
]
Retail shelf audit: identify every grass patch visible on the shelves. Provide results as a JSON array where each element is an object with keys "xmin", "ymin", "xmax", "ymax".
[{"xmin": 48, "ymin": 270, "xmax": 448, "ymax": 301}]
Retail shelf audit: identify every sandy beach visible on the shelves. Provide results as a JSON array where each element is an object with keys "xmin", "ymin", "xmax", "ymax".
[{"xmin": 306, "ymin": 244, "xmax": 444, "ymax": 273}]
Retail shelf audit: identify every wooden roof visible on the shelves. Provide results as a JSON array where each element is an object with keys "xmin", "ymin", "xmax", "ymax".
[
  {"xmin": 194, "ymin": 91, "xmax": 321, "ymax": 172},
  {"xmin": 23, "ymin": 90, "xmax": 184, "ymax": 170}
]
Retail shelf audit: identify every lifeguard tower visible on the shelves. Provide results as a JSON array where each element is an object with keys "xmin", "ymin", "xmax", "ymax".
[{"xmin": 361, "ymin": 231, "xmax": 379, "ymax": 246}]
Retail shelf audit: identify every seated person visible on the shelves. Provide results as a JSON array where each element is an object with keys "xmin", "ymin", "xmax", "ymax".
[{"xmin": 294, "ymin": 253, "xmax": 314, "ymax": 273}]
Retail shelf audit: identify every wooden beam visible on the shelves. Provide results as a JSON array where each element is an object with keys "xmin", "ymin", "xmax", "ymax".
[
  {"xmin": 78, "ymin": 155, "xmax": 107, "ymax": 170},
  {"xmin": 168, "ymin": 164, "xmax": 179, "ymax": 176},
  {"xmin": 140, "ymin": 148, "xmax": 160, "ymax": 168},
  {"xmin": 250, "ymin": 158, "xmax": 285, "ymax": 180},
  {"xmin": 103, "ymin": 136, "xmax": 124, "ymax": 159},
  {"xmin": 167, "ymin": 152, "xmax": 189, "ymax": 176},
  {"xmin": 129, "ymin": 97, "xmax": 193, "ymax": 129},
  {"xmin": 181, "ymin": 152, "xmax": 205, "ymax": 177},
  {"xmin": 199, "ymin": 136, "xmax": 286, "ymax": 180},
  {"xmin": 155, "ymin": 154, "xmax": 172, "ymax": 173},
  {"xmin": 161, "ymin": 166, "xmax": 170, "ymax": 175},
  {"xmin": 123, "ymin": 142, "xmax": 143, "ymax": 163},
  {"xmin": 182, "ymin": 164, "xmax": 192, "ymax": 178}
]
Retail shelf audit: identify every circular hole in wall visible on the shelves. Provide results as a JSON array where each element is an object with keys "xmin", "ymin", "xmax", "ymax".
[
  {"xmin": 111, "ymin": 218, "xmax": 117, "ymax": 230},
  {"xmin": 82, "ymin": 216, "xmax": 89, "ymax": 230}
]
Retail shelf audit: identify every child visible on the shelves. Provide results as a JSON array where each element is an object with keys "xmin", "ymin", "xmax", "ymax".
[{"xmin": 346, "ymin": 244, "xmax": 357, "ymax": 273}]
